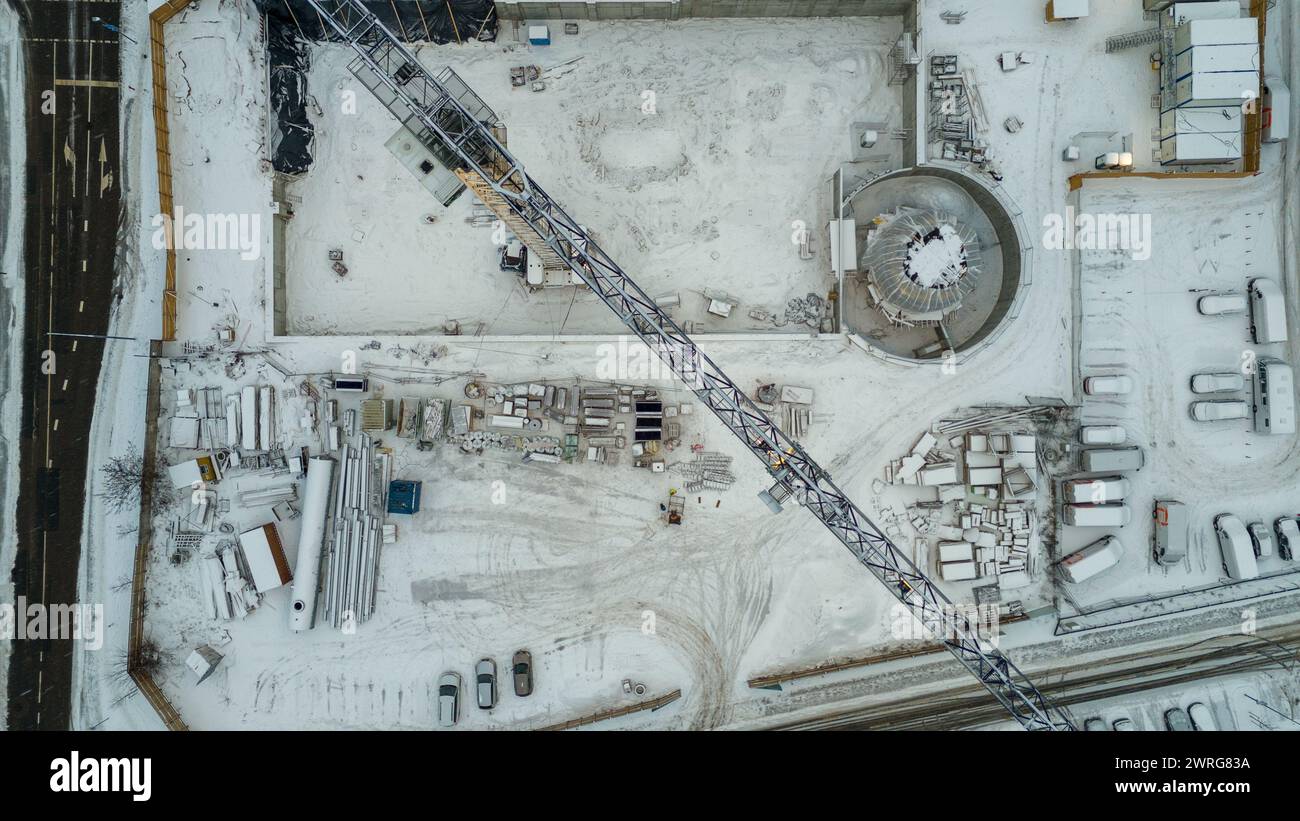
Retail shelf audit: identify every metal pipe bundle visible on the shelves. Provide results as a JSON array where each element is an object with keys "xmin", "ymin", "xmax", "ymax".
[{"xmin": 321, "ymin": 435, "xmax": 385, "ymax": 631}]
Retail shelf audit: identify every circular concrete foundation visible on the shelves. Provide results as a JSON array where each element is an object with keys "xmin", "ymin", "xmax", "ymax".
[{"xmin": 842, "ymin": 164, "xmax": 1029, "ymax": 362}]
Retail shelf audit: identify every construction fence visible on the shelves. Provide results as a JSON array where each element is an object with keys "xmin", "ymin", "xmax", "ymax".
[
  {"xmin": 128, "ymin": 340, "xmax": 188, "ymax": 730},
  {"xmin": 149, "ymin": 0, "xmax": 190, "ymax": 342}
]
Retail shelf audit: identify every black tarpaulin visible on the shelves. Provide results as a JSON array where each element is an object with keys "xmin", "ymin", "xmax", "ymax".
[
  {"xmin": 258, "ymin": 0, "xmax": 498, "ymax": 44},
  {"xmin": 268, "ymin": 20, "xmax": 314, "ymax": 175}
]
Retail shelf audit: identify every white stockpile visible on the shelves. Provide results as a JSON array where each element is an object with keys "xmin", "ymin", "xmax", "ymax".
[
  {"xmin": 886, "ymin": 416, "xmax": 1045, "ymax": 589},
  {"xmin": 321, "ymin": 435, "xmax": 389, "ymax": 631},
  {"xmin": 199, "ymin": 543, "xmax": 259, "ymax": 621}
]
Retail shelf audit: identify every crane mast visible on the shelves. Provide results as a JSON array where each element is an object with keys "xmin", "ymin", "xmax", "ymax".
[{"xmin": 305, "ymin": 0, "xmax": 1074, "ymax": 731}]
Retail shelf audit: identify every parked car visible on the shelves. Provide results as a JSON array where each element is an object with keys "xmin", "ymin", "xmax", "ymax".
[
  {"xmin": 475, "ymin": 658, "xmax": 497, "ymax": 709},
  {"xmin": 1276, "ymin": 517, "xmax": 1300, "ymax": 560},
  {"xmin": 437, "ymin": 672, "xmax": 461, "ymax": 727},
  {"xmin": 1191, "ymin": 372, "xmax": 1245, "ymax": 394},
  {"xmin": 1215, "ymin": 514, "xmax": 1260, "ymax": 580},
  {"xmin": 512, "ymin": 649, "xmax": 534, "ymax": 697},
  {"xmin": 1058, "ymin": 535, "xmax": 1125, "ymax": 583},
  {"xmin": 1112, "ymin": 717, "xmax": 1136, "ymax": 731},
  {"xmin": 1198, "ymin": 292, "xmax": 1247, "ymax": 316},
  {"xmin": 1164, "ymin": 707, "xmax": 1194, "ymax": 731},
  {"xmin": 1153, "ymin": 500, "xmax": 1188, "ymax": 566},
  {"xmin": 1084, "ymin": 718, "xmax": 1107, "ymax": 731},
  {"xmin": 1248, "ymin": 521, "xmax": 1275, "ymax": 559},
  {"xmin": 1190, "ymin": 400, "xmax": 1250, "ymax": 422},
  {"xmin": 1188, "ymin": 702, "xmax": 1218, "ymax": 731},
  {"xmin": 1084, "ymin": 375, "xmax": 1134, "ymax": 396},
  {"xmin": 1064, "ymin": 476, "xmax": 1130, "ymax": 505},
  {"xmin": 1079, "ymin": 425, "xmax": 1126, "ymax": 445}
]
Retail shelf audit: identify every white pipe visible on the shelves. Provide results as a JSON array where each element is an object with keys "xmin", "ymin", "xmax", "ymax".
[{"xmin": 289, "ymin": 456, "xmax": 336, "ymax": 631}]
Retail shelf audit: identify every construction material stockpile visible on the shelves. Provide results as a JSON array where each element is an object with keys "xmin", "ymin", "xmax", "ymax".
[{"xmin": 321, "ymin": 435, "xmax": 387, "ymax": 630}]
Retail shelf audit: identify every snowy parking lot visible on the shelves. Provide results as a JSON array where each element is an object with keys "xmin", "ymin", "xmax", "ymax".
[{"xmin": 1063, "ymin": 173, "xmax": 1300, "ymax": 610}]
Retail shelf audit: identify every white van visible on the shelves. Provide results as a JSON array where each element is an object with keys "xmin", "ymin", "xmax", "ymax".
[
  {"xmin": 1198, "ymin": 292, "xmax": 1247, "ymax": 316},
  {"xmin": 1058, "ymin": 535, "xmax": 1124, "ymax": 583},
  {"xmin": 1064, "ymin": 476, "xmax": 1130, "ymax": 505},
  {"xmin": 1084, "ymin": 375, "xmax": 1133, "ymax": 396},
  {"xmin": 1153, "ymin": 500, "xmax": 1188, "ymax": 565},
  {"xmin": 1081, "ymin": 446, "xmax": 1145, "ymax": 473},
  {"xmin": 1214, "ymin": 514, "xmax": 1259, "ymax": 580},
  {"xmin": 1079, "ymin": 425, "xmax": 1125, "ymax": 445},
  {"xmin": 1252, "ymin": 358, "xmax": 1296, "ymax": 435},
  {"xmin": 1064, "ymin": 503, "xmax": 1132, "ymax": 527},
  {"xmin": 1190, "ymin": 399, "xmax": 1250, "ymax": 421},
  {"xmin": 1248, "ymin": 278, "xmax": 1288, "ymax": 344}
]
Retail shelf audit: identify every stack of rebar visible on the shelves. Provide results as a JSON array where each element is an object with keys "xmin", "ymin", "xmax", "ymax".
[{"xmin": 322, "ymin": 435, "xmax": 385, "ymax": 631}]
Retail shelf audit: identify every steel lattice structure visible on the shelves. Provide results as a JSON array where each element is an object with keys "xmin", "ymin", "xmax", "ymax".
[{"xmin": 306, "ymin": 0, "xmax": 1075, "ymax": 731}]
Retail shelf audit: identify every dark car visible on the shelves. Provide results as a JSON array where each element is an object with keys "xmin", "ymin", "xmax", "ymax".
[
  {"xmin": 512, "ymin": 649, "xmax": 533, "ymax": 697},
  {"xmin": 1164, "ymin": 707, "xmax": 1194, "ymax": 732}
]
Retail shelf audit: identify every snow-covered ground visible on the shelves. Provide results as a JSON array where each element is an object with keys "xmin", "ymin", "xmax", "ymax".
[
  {"xmin": 63, "ymin": 0, "xmax": 1300, "ymax": 731},
  {"xmin": 282, "ymin": 18, "xmax": 903, "ymax": 336},
  {"xmin": 0, "ymin": 0, "xmax": 27, "ymax": 730}
]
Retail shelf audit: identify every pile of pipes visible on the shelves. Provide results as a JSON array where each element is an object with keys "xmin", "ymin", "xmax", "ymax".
[
  {"xmin": 321, "ymin": 436, "xmax": 388, "ymax": 631},
  {"xmin": 199, "ymin": 542, "xmax": 259, "ymax": 620},
  {"xmin": 672, "ymin": 451, "xmax": 736, "ymax": 492}
]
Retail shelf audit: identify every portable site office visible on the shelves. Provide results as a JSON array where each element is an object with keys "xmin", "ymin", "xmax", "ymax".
[
  {"xmin": 1253, "ymin": 358, "xmax": 1296, "ymax": 436},
  {"xmin": 1249, "ymin": 277, "xmax": 1288, "ymax": 344}
]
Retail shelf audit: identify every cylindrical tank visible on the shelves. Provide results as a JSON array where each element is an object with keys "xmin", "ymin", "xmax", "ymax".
[{"xmin": 289, "ymin": 456, "xmax": 336, "ymax": 631}]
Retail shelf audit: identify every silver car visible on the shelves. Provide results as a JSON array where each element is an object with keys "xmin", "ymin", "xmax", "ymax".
[
  {"xmin": 437, "ymin": 672, "xmax": 461, "ymax": 727},
  {"xmin": 1248, "ymin": 522, "xmax": 1274, "ymax": 559},
  {"xmin": 1190, "ymin": 372, "xmax": 1244, "ymax": 394},
  {"xmin": 475, "ymin": 658, "xmax": 497, "ymax": 710}
]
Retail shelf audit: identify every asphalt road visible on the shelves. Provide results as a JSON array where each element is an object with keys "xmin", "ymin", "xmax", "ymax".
[{"xmin": 6, "ymin": 0, "xmax": 122, "ymax": 730}]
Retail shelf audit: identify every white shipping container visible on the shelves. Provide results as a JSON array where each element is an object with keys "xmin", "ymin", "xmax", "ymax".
[
  {"xmin": 1160, "ymin": 131, "xmax": 1242, "ymax": 164},
  {"xmin": 1174, "ymin": 44, "xmax": 1259, "ymax": 79},
  {"xmin": 1174, "ymin": 18, "xmax": 1258, "ymax": 54},
  {"xmin": 1169, "ymin": 1, "xmax": 1243, "ymax": 24},
  {"xmin": 1175, "ymin": 71, "xmax": 1258, "ymax": 107},
  {"xmin": 1159, "ymin": 106, "xmax": 1241, "ymax": 140}
]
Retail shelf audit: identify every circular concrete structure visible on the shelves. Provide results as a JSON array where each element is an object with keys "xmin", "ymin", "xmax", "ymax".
[{"xmin": 842, "ymin": 164, "xmax": 1029, "ymax": 363}]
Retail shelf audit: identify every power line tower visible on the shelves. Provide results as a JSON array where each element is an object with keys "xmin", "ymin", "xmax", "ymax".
[{"xmin": 306, "ymin": 0, "xmax": 1075, "ymax": 731}]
